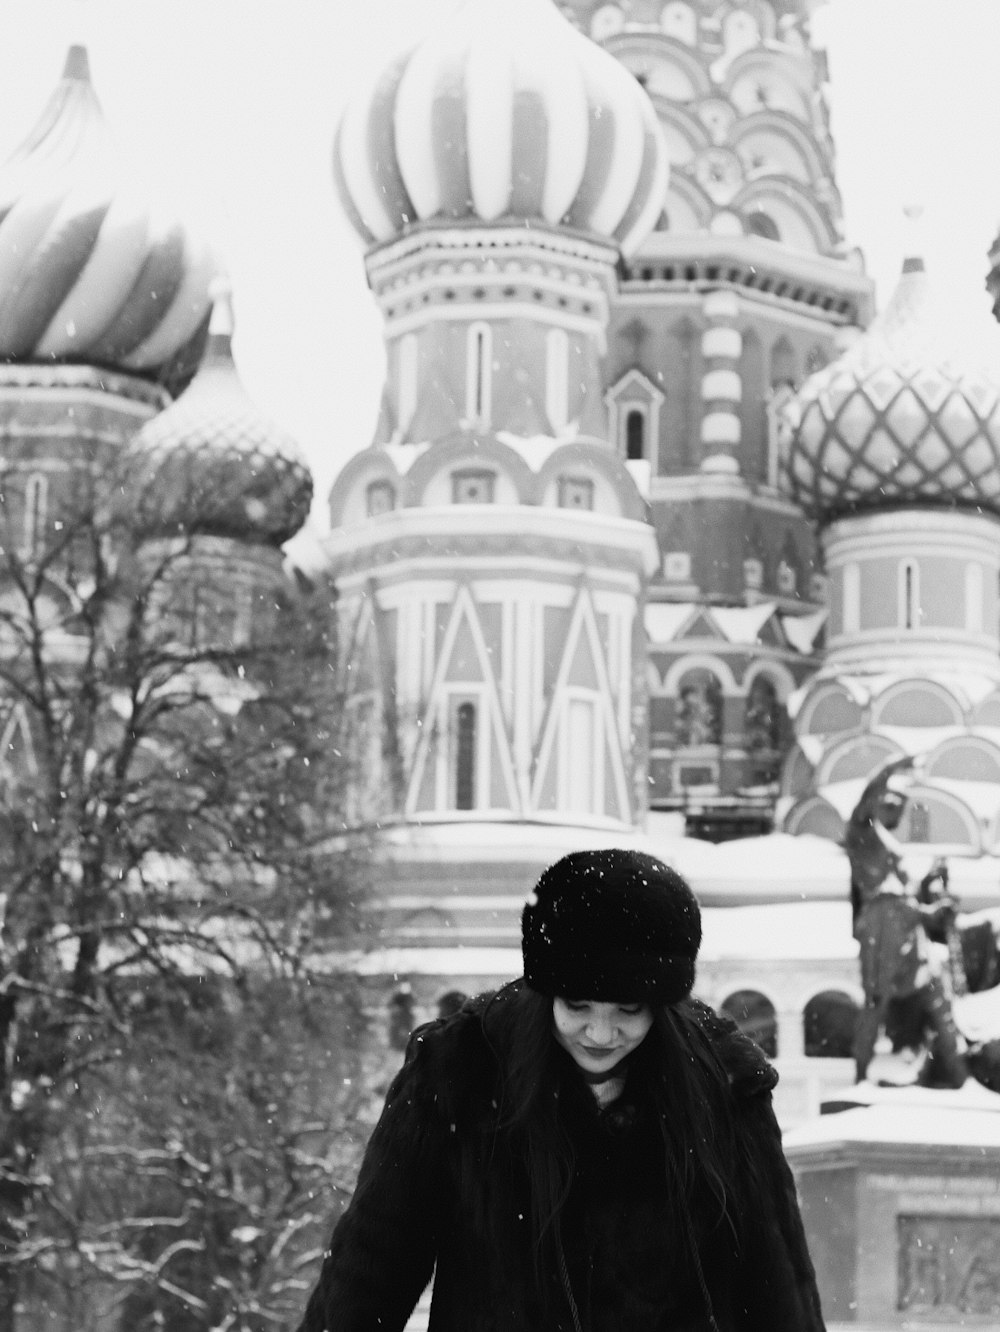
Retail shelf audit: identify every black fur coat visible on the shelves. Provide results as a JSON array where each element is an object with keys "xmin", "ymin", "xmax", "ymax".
[{"xmin": 296, "ymin": 988, "xmax": 825, "ymax": 1332}]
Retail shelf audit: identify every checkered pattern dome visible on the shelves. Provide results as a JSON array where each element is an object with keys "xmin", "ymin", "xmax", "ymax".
[
  {"xmin": 130, "ymin": 311, "xmax": 312, "ymax": 547},
  {"xmin": 780, "ymin": 259, "xmax": 1000, "ymax": 521}
]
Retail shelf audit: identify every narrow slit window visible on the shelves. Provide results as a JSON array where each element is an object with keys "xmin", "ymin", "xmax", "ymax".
[
  {"xmin": 625, "ymin": 408, "xmax": 646, "ymax": 460},
  {"xmin": 455, "ymin": 701, "xmax": 477, "ymax": 810},
  {"xmin": 24, "ymin": 472, "xmax": 47, "ymax": 556},
  {"xmin": 901, "ymin": 559, "xmax": 920, "ymax": 630},
  {"xmin": 467, "ymin": 323, "xmax": 492, "ymax": 424}
]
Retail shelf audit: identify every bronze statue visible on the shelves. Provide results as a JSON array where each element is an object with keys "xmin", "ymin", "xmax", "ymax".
[{"xmin": 844, "ymin": 756, "xmax": 967, "ymax": 1087}]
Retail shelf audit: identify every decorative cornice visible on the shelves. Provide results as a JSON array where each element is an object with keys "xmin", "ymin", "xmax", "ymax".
[
  {"xmin": 366, "ymin": 223, "xmax": 620, "ymax": 334},
  {"xmin": 0, "ymin": 362, "xmax": 170, "ymax": 410},
  {"xmin": 323, "ymin": 504, "xmax": 660, "ymax": 579},
  {"xmin": 621, "ymin": 234, "xmax": 873, "ymax": 326}
]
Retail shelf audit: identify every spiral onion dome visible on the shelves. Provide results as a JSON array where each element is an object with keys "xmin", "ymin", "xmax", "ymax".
[
  {"xmin": 334, "ymin": 0, "xmax": 668, "ymax": 258},
  {"xmin": 0, "ymin": 46, "xmax": 215, "ymax": 392},
  {"xmin": 129, "ymin": 297, "xmax": 313, "ymax": 547},
  {"xmin": 782, "ymin": 256, "xmax": 1000, "ymax": 521}
]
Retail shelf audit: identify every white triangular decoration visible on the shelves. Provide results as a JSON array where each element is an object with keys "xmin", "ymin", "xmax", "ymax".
[
  {"xmin": 406, "ymin": 585, "xmax": 522, "ymax": 816},
  {"xmin": 531, "ymin": 583, "xmax": 631, "ymax": 821}
]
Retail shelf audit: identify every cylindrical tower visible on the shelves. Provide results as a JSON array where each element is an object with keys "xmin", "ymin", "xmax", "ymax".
[
  {"xmin": 778, "ymin": 252, "xmax": 1000, "ymax": 857},
  {"xmin": 326, "ymin": 0, "xmax": 663, "ymax": 932},
  {"xmin": 554, "ymin": 0, "xmax": 875, "ymax": 835},
  {"xmin": 0, "ymin": 45, "xmax": 217, "ymax": 626},
  {"xmin": 129, "ymin": 289, "xmax": 313, "ymax": 644}
]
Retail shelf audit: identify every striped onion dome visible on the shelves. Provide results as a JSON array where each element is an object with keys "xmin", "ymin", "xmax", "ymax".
[
  {"xmin": 129, "ymin": 290, "xmax": 313, "ymax": 547},
  {"xmin": 782, "ymin": 254, "xmax": 1000, "ymax": 522},
  {"xmin": 334, "ymin": 0, "xmax": 668, "ymax": 258},
  {"xmin": 0, "ymin": 46, "xmax": 215, "ymax": 390}
]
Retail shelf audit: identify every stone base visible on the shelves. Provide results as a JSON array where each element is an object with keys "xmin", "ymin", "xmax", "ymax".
[{"xmin": 784, "ymin": 1082, "xmax": 1000, "ymax": 1327}]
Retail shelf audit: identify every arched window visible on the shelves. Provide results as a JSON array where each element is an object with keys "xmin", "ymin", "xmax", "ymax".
[
  {"xmin": 454, "ymin": 700, "xmax": 477, "ymax": 810},
  {"xmin": 398, "ymin": 333, "xmax": 418, "ymax": 429},
  {"xmin": 900, "ymin": 559, "xmax": 920, "ymax": 630},
  {"xmin": 466, "ymin": 322, "xmax": 492, "ymax": 425},
  {"xmin": 23, "ymin": 472, "xmax": 47, "ymax": 556},
  {"xmin": 803, "ymin": 991, "xmax": 857, "ymax": 1059},
  {"xmin": 745, "ymin": 676, "xmax": 782, "ymax": 753},
  {"xmin": 625, "ymin": 408, "xmax": 646, "ymax": 461},
  {"xmin": 747, "ymin": 210, "xmax": 781, "ymax": 242},
  {"xmin": 721, "ymin": 990, "xmax": 777, "ymax": 1057},
  {"xmin": 675, "ymin": 672, "xmax": 722, "ymax": 747},
  {"xmin": 546, "ymin": 328, "xmax": 569, "ymax": 432}
]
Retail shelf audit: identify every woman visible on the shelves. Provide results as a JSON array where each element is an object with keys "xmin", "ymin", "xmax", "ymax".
[{"xmin": 296, "ymin": 849, "xmax": 826, "ymax": 1331}]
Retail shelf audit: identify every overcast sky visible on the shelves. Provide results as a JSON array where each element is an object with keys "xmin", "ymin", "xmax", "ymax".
[{"xmin": 1, "ymin": 0, "xmax": 999, "ymax": 537}]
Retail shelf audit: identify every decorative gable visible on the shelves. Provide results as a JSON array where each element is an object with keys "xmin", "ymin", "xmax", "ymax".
[
  {"xmin": 407, "ymin": 585, "xmax": 521, "ymax": 816},
  {"xmin": 605, "ymin": 368, "xmax": 665, "ymax": 462},
  {"xmin": 531, "ymin": 583, "xmax": 631, "ymax": 823}
]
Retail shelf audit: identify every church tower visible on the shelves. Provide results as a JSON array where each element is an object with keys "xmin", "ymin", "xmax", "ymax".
[
  {"xmin": 778, "ymin": 246, "xmax": 1000, "ymax": 859},
  {"xmin": 0, "ymin": 46, "xmax": 216, "ymax": 768},
  {"xmin": 128, "ymin": 286, "xmax": 313, "ymax": 648},
  {"xmin": 562, "ymin": 0, "xmax": 874, "ymax": 836},
  {"xmin": 327, "ymin": 0, "xmax": 664, "ymax": 942}
]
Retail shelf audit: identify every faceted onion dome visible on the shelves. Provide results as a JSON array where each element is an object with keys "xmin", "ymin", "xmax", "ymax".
[
  {"xmin": 782, "ymin": 255, "xmax": 1000, "ymax": 521},
  {"xmin": 129, "ymin": 291, "xmax": 313, "ymax": 547},
  {"xmin": 334, "ymin": 0, "xmax": 668, "ymax": 258},
  {"xmin": 0, "ymin": 46, "xmax": 216, "ymax": 391}
]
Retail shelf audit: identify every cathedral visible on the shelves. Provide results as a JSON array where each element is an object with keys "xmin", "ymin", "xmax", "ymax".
[
  {"xmin": 8, "ymin": 9, "xmax": 1000, "ymax": 1325},
  {"xmin": 6, "ymin": 0, "xmax": 1000, "ymax": 1105}
]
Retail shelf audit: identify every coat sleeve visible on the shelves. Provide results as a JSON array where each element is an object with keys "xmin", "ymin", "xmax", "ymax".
[
  {"xmin": 683, "ymin": 1000, "xmax": 826, "ymax": 1332},
  {"xmin": 295, "ymin": 1025, "xmax": 448, "ymax": 1332},
  {"xmin": 729, "ymin": 1084, "xmax": 826, "ymax": 1332}
]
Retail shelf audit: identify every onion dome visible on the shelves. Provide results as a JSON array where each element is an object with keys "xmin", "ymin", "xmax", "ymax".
[
  {"xmin": 782, "ymin": 253, "xmax": 1000, "ymax": 521},
  {"xmin": 129, "ymin": 288, "xmax": 313, "ymax": 546},
  {"xmin": 0, "ymin": 46, "xmax": 215, "ymax": 391},
  {"xmin": 334, "ymin": 0, "xmax": 667, "ymax": 258}
]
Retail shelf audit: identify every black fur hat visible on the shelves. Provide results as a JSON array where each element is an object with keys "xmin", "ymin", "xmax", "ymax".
[{"xmin": 522, "ymin": 848, "xmax": 701, "ymax": 1004}]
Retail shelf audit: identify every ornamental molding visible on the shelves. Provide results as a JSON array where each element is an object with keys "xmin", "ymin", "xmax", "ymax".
[{"xmin": 622, "ymin": 232, "xmax": 874, "ymax": 324}]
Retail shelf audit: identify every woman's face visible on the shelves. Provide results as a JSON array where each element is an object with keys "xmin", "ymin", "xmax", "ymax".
[{"xmin": 552, "ymin": 998, "xmax": 653, "ymax": 1074}]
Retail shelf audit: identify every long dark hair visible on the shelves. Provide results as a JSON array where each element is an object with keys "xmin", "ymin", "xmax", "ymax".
[{"xmin": 474, "ymin": 981, "xmax": 741, "ymax": 1279}]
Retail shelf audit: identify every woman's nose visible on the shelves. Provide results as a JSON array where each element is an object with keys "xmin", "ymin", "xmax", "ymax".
[{"xmin": 585, "ymin": 1016, "xmax": 615, "ymax": 1044}]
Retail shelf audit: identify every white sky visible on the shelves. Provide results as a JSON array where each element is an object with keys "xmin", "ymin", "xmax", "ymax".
[{"xmin": 1, "ymin": 0, "xmax": 1000, "ymax": 536}]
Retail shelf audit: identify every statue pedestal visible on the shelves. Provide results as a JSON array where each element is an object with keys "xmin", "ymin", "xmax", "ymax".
[{"xmin": 784, "ymin": 1083, "xmax": 1000, "ymax": 1328}]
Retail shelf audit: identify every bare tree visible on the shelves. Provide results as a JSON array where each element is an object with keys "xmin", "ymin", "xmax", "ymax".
[{"xmin": 0, "ymin": 457, "xmax": 369, "ymax": 1330}]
